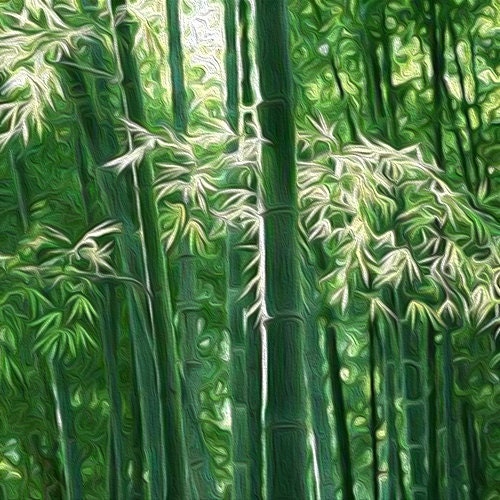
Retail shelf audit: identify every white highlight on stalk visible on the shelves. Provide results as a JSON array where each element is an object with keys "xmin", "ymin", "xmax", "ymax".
[
  {"xmin": 309, "ymin": 432, "xmax": 321, "ymax": 500},
  {"xmin": 256, "ymin": 196, "xmax": 269, "ymax": 500},
  {"xmin": 105, "ymin": 0, "xmax": 157, "ymax": 360},
  {"xmin": 245, "ymin": 0, "xmax": 268, "ymax": 495}
]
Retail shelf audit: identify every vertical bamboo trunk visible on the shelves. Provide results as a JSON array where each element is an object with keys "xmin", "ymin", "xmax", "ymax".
[
  {"xmin": 360, "ymin": 33, "xmax": 386, "ymax": 138},
  {"xmin": 226, "ymin": 235, "xmax": 262, "ymax": 499},
  {"xmin": 461, "ymin": 401, "xmax": 484, "ymax": 499},
  {"xmin": 48, "ymin": 358, "xmax": 83, "ymax": 500},
  {"xmin": 224, "ymin": 0, "xmax": 239, "ymax": 135},
  {"xmin": 428, "ymin": 0, "xmax": 446, "ymax": 171},
  {"xmin": 166, "ymin": 0, "xmax": 188, "ymax": 132},
  {"xmin": 393, "ymin": 295, "xmax": 429, "ymax": 498},
  {"xmin": 368, "ymin": 320, "xmax": 380, "ymax": 500},
  {"xmin": 174, "ymin": 242, "xmax": 217, "ymax": 498},
  {"xmin": 427, "ymin": 326, "xmax": 439, "ymax": 497},
  {"xmin": 380, "ymin": 12, "xmax": 398, "ymax": 145},
  {"xmin": 110, "ymin": 5, "xmax": 192, "ymax": 498},
  {"xmin": 369, "ymin": 316, "xmax": 390, "ymax": 500},
  {"xmin": 223, "ymin": 0, "xmax": 263, "ymax": 496},
  {"xmin": 73, "ymin": 119, "xmax": 126, "ymax": 499},
  {"xmin": 239, "ymin": 0, "xmax": 254, "ymax": 125},
  {"xmin": 441, "ymin": 330, "xmax": 464, "ymax": 498},
  {"xmin": 324, "ymin": 316, "xmax": 354, "ymax": 500},
  {"xmin": 305, "ymin": 319, "xmax": 337, "ymax": 500},
  {"xmin": 227, "ymin": 235, "xmax": 251, "ymax": 499},
  {"xmin": 302, "ymin": 254, "xmax": 338, "ymax": 500},
  {"xmin": 373, "ymin": 307, "xmax": 405, "ymax": 499},
  {"xmin": 100, "ymin": 288, "xmax": 126, "ymax": 499},
  {"xmin": 61, "ymin": 38, "xmax": 167, "ymax": 499},
  {"xmin": 254, "ymin": 0, "xmax": 310, "ymax": 496},
  {"xmin": 391, "ymin": 196, "xmax": 432, "ymax": 496}
]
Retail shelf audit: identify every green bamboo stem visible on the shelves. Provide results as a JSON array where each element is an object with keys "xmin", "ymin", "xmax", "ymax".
[
  {"xmin": 461, "ymin": 401, "xmax": 484, "ymax": 499},
  {"xmin": 391, "ymin": 198, "xmax": 431, "ymax": 496},
  {"xmin": 380, "ymin": 11, "xmax": 398, "ymax": 145},
  {"xmin": 224, "ymin": 0, "xmax": 239, "ymax": 135},
  {"xmin": 107, "ymin": 4, "xmax": 194, "ymax": 497},
  {"xmin": 226, "ymin": 234, "xmax": 262, "ymax": 499},
  {"xmin": 227, "ymin": 236, "xmax": 251, "ymax": 499},
  {"xmin": 305, "ymin": 325, "xmax": 337, "ymax": 500},
  {"xmin": 175, "ymin": 240, "xmax": 217, "ymax": 499},
  {"xmin": 360, "ymin": 32, "xmax": 386, "ymax": 138},
  {"xmin": 101, "ymin": 287, "xmax": 126, "ymax": 499},
  {"xmin": 238, "ymin": 0, "xmax": 254, "ymax": 110},
  {"xmin": 441, "ymin": 330, "xmax": 462, "ymax": 499},
  {"xmin": 302, "ymin": 260, "xmax": 337, "ymax": 500},
  {"xmin": 48, "ymin": 357, "xmax": 83, "ymax": 500},
  {"xmin": 60, "ymin": 38, "xmax": 166, "ymax": 498},
  {"xmin": 394, "ymin": 294, "xmax": 429, "ymax": 497},
  {"xmin": 375, "ymin": 311, "xmax": 404, "ymax": 499},
  {"xmin": 254, "ymin": 0, "xmax": 310, "ymax": 496},
  {"xmin": 165, "ymin": 0, "xmax": 188, "ymax": 132},
  {"xmin": 223, "ymin": 0, "xmax": 262, "ymax": 495},
  {"xmin": 111, "ymin": 2, "xmax": 206, "ymax": 497},
  {"xmin": 427, "ymin": 0, "xmax": 446, "ymax": 171},
  {"xmin": 427, "ymin": 326, "xmax": 439, "ymax": 497},
  {"xmin": 324, "ymin": 314, "xmax": 355, "ymax": 500},
  {"xmin": 128, "ymin": 353, "xmax": 146, "ymax": 500},
  {"xmin": 73, "ymin": 120, "xmax": 127, "ymax": 499},
  {"xmin": 368, "ymin": 319, "xmax": 380, "ymax": 500},
  {"xmin": 369, "ymin": 316, "xmax": 390, "ymax": 500}
]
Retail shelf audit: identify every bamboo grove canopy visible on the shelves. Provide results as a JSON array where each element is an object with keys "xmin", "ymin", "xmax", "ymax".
[{"xmin": 0, "ymin": 0, "xmax": 499, "ymax": 498}]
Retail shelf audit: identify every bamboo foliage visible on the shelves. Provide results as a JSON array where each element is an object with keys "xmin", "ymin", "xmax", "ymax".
[{"xmin": 0, "ymin": 0, "xmax": 499, "ymax": 498}]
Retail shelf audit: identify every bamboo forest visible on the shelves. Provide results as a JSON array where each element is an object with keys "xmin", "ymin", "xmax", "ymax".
[{"xmin": 0, "ymin": 0, "xmax": 499, "ymax": 498}]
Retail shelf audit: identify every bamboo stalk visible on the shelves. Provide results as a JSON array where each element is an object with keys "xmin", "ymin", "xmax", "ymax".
[
  {"xmin": 59, "ymin": 32, "xmax": 167, "ymax": 498},
  {"xmin": 72, "ymin": 118, "xmax": 127, "ymax": 498},
  {"xmin": 380, "ymin": 10, "xmax": 398, "ymax": 145},
  {"xmin": 376, "ymin": 311, "xmax": 405, "ymax": 499},
  {"xmin": 174, "ymin": 240, "xmax": 218, "ymax": 498},
  {"xmin": 223, "ymin": 0, "xmax": 263, "ymax": 495},
  {"xmin": 441, "ymin": 329, "xmax": 463, "ymax": 498},
  {"xmin": 360, "ymin": 32, "xmax": 386, "ymax": 138},
  {"xmin": 101, "ymin": 288, "xmax": 126, "ymax": 499},
  {"xmin": 224, "ymin": 0, "xmax": 239, "ymax": 135},
  {"xmin": 166, "ymin": 0, "xmax": 188, "ymax": 132},
  {"xmin": 427, "ymin": 326, "xmax": 439, "ymax": 497},
  {"xmin": 48, "ymin": 357, "xmax": 83, "ymax": 500},
  {"xmin": 109, "ymin": 8, "xmax": 192, "ymax": 496},
  {"xmin": 254, "ymin": 0, "xmax": 310, "ymax": 496},
  {"xmin": 324, "ymin": 313, "xmax": 355, "ymax": 500},
  {"xmin": 368, "ymin": 319, "xmax": 380, "ymax": 500},
  {"xmin": 394, "ymin": 293, "xmax": 429, "ymax": 497},
  {"xmin": 302, "ymin": 261, "xmax": 337, "ymax": 500},
  {"xmin": 461, "ymin": 401, "xmax": 484, "ymax": 499},
  {"xmin": 427, "ymin": 0, "xmax": 446, "ymax": 171},
  {"xmin": 226, "ymin": 234, "xmax": 262, "ymax": 499}
]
